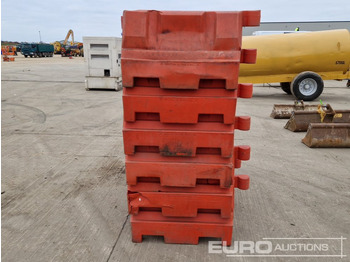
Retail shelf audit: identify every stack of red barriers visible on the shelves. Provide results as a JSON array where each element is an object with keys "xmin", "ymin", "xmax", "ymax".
[{"xmin": 121, "ymin": 10, "xmax": 260, "ymax": 245}]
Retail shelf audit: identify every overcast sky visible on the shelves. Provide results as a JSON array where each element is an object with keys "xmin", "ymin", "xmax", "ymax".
[{"xmin": 1, "ymin": 0, "xmax": 350, "ymax": 42}]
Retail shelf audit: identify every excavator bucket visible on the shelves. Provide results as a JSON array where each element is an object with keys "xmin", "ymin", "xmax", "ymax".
[
  {"xmin": 302, "ymin": 123, "xmax": 350, "ymax": 148},
  {"xmin": 285, "ymin": 111, "xmax": 322, "ymax": 132},
  {"xmin": 270, "ymin": 100, "xmax": 318, "ymax": 119},
  {"xmin": 285, "ymin": 104, "xmax": 350, "ymax": 132}
]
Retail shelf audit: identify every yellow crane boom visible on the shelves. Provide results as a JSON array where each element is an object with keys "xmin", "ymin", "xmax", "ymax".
[
  {"xmin": 52, "ymin": 29, "xmax": 75, "ymax": 54},
  {"xmin": 63, "ymin": 29, "xmax": 74, "ymax": 46}
]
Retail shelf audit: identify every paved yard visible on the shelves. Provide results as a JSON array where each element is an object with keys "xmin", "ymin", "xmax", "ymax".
[{"xmin": 1, "ymin": 55, "xmax": 349, "ymax": 261}]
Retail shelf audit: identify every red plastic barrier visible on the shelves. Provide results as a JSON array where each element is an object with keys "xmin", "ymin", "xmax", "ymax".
[
  {"xmin": 126, "ymin": 152, "xmax": 232, "ymax": 164},
  {"xmin": 123, "ymin": 84, "xmax": 253, "ymax": 99},
  {"xmin": 128, "ymin": 190, "xmax": 234, "ymax": 218},
  {"xmin": 128, "ymin": 177, "xmax": 249, "ymax": 192},
  {"xmin": 123, "ymin": 128, "xmax": 234, "ymax": 157},
  {"xmin": 126, "ymin": 159, "xmax": 233, "ymax": 188},
  {"xmin": 125, "ymin": 150, "xmax": 250, "ymax": 188},
  {"xmin": 128, "ymin": 183, "xmax": 232, "ymax": 193},
  {"xmin": 121, "ymin": 9, "xmax": 259, "ymax": 246},
  {"xmin": 123, "ymin": 92, "xmax": 237, "ymax": 125},
  {"xmin": 131, "ymin": 211, "xmax": 233, "ymax": 245},
  {"xmin": 122, "ymin": 10, "xmax": 261, "ymax": 50},
  {"xmin": 124, "ymin": 120, "xmax": 235, "ymax": 132},
  {"xmin": 121, "ymin": 51, "xmax": 241, "ymax": 89},
  {"xmin": 121, "ymin": 10, "xmax": 260, "ymax": 90}
]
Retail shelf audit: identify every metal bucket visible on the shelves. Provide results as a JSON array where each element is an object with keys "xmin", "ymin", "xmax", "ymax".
[
  {"xmin": 270, "ymin": 100, "xmax": 318, "ymax": 119},
  {"xmin": 302, "ymin": 123, "xmax": 350, "ymax": 148}
]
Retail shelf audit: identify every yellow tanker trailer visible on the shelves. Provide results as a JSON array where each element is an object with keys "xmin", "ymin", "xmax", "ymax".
[{"xmin": 239, "ymin": 29, "xmax": 350, "ymax": 101}]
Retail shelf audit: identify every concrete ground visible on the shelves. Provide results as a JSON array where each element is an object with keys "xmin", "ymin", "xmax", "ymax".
[{"xmin": 1, "ymin": 55, "xmax": 349, "ymax": 262}]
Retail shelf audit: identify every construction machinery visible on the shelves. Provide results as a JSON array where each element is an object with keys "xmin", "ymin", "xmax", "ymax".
[
  {"xmin": 61, "ymin": 43, "xmax": 84, "ymax": 57},
  {"xmin": 52, "ymin": 41, "xmax": 63, "ymax": 54},
  {"xmin": 72, "ymin": 42, "xmax": 84, "ymax": 57},
  {"xmin": 239, "ymin": 29, "xmax": 350, "ymax": 101},
  {"xmin": 52, "ymin": 29, "xmax": 83, "ymax": 56},
  {"xmin": 1, "ymin": 46, "xmax": 16, "ymax": 62},
  {"xmin": 1, "ymin": 46, "xmax": 17, "ymax": 55},
  {"xmin": 52, "ymin": 31, "xmax": 73, "ymax": 54},
  {"xmin": 64, "ymin": 29, "xmax": 75, "ymax": 45},
  {"xmin": 60, "ymin": 45, "xmax": 73, "ymax": 57}
]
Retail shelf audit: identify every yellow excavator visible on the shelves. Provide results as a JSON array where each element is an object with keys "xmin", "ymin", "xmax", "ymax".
[{"xmin": 52, "ymin": 29, "xmax": 75, "ymax": 54}]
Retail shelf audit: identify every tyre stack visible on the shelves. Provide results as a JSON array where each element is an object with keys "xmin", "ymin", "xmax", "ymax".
[{"xmin": 121, "ymin": 10, "xmax": 260, "ymax": 245}]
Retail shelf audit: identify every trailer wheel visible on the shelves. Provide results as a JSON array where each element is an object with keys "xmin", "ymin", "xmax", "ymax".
[
  {"xmin": 280, "ymin": 82, "xmax": 292, "ymax": 94},
  {"xmin": 291, "ymin": 72, "xmax": 324, "ymax": 101},
  {"xmin": 24, "ymin": 55, "xmax": 28, "ymax": 58}
]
